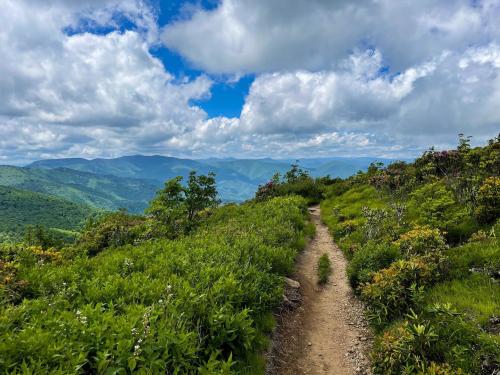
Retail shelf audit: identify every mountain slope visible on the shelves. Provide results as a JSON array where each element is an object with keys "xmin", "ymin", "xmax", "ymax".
[
  {"xmin": 28, "ymin": 155, "xmax": 402, "ymax": 202},
  {"xmin": 0, "ymin": 185, "xmax": 95, "ymax": 234},
  {"xmin": 0, "ymin": 166, "xmax": 160, "ymax": 212}
]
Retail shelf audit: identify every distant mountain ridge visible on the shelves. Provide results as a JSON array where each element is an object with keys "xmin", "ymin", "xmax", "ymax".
[
  {"xmin": 27, "ymin": 155, "xmax": 401, "ymax": 203},
  {"xmin": 0, "ymin": 165, "xmax": 160, "ymax": 213},
  {"xmin": 0, "ymin": 155, "xmax": 403, "ymax": 235}
]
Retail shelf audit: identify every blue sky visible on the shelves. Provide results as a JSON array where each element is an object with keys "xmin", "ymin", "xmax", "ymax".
[{"xmin": 0, "ymin": 0, "xmax": 499, "ymax": 164}]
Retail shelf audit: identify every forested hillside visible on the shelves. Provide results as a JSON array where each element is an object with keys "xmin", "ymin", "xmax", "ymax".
[
  {"xmin": 0, "ymin": 186, "xmax": 95, "ymax": 240},
  {"xmin": 0, "ymin": 166, "xmax": 159, "ymax": 213}
]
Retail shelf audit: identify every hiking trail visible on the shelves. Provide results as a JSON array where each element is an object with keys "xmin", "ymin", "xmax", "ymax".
[{"xmin": 266, "ymin": 205, "xmax": 372, "ymax": 375}]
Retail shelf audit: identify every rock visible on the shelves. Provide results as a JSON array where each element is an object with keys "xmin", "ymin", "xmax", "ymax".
[
  {"xmin": 285, "ymin": 277, "xmax": 300, "ymax": 289},
  {"xmin": 308, "ymin": 342, "xmax": 312, "ymax": 346}
]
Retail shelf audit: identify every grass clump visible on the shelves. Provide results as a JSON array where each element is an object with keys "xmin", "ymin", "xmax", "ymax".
[{"xmin": 317, "ymin": 253, "xmax": 331, "ymax": 285}]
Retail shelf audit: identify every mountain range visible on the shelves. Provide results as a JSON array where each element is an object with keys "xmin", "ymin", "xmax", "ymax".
[
  {"xmin": 0, "ymin": 155, "xmax": 401, "ymax": 234},
  {"xmin": 27, "ymin": 154, "xmax": 398, "ymax": 202}
]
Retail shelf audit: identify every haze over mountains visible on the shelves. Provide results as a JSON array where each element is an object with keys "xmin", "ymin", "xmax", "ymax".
[
  {"xmin": 27, "ymin": 155, "xmax": 397, "ymax": 203},
  {"xmin": 0, "ymin": 154, "xmax": 400, "ymax": 236}
]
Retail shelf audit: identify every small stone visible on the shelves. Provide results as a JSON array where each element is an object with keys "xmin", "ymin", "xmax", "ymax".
[
  {"xmin": 285, "ymin": 277, "xmax": 301, "ymax": 289},
  {"xmin": 308, "ymin": 342, "xmax": 312, "ymax": 346}
]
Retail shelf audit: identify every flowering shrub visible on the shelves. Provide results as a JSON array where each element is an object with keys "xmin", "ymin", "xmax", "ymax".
[
  {"xmin": 0, "ymin": 260, "xmax": 28, "ymax": 304},
  {"xmin": 338, "ymin": 219, "xmax": 358, "ymax": 236},
  {"xmin": 372, "ymin": 317, "xmax": 464, "ymax": 375},
  {"xmin": 474, "ymin": 177, "xmax": 500, "ymax": 224},
  {"xmin": 467, "ymin": 230, "xmax": 489, "ymax": 243},
  {"xmin": 360, "ymin": 254, "xmax": 445, "ymax": 326},
  {"xmin": 361, "ymin": 206, "xmax": 389, "ymax": 240},
  {"xmin": 394, "ymin": 226, "xmax": 447, "ymax": 257}
]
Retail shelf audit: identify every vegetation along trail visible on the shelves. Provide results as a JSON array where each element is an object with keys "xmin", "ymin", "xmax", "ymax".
[{"xmin": 268, "ymin": 205, "xmax": 372, "ymax": 375}]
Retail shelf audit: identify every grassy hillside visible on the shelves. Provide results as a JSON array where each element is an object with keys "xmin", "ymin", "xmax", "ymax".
[
  {"xmin": 321, "ymin": 135, "xmax": 500, "ymax": 374},
  {"xmin": 0, "ymin": 165, "xmax": 159, "ymax": 213},
  {"xmin": 0, "ymin": 196, "xmax": 310, "ymax": 373},
  {"xmin": 0, "ymin": 186, "xmax": 95, "ymax": 235}
]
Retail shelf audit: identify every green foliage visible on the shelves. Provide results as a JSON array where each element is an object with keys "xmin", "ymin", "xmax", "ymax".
[
  {"xmin": 145, "ymin": 172, "xmax": 219, "ymax": 238},
  {"xmin": 317, "ymin": 253, "xmax": 331, "ymax": 285},
  {"xmin": 0, "ymin": 185, "xmax": 94, "ymax": 237},
  {"xmin": 425, "ymin": 273, "xmax": 500, "ymax": 327},
  {"xmin": 322, "ymin": 135, "xmax": 500, "ymax": 373},
  {"xmin": 23, "ymin": 225, "xmax": 60, "ymax": 249},
  {"xmin": 408, "ymin": 181, "xmax": 471, "ymax": 239},
  {"xmin": 361, "ymin": 254, "xmax": 446, "ymax": 327},
  {"xmin": 77, "ymin": 210, "xmax": 146, "ymax": 256},
  {"xmin": 0, "ymin": 196, "xmax": 308, "ymax": 373},
  {"xmin": 475, "ymin": 177, "xmax": 500, "ymax": 224},
  {"xmin": 372, "ymin": 303, "xmax": 499, "ymax": 374},
  {"xmin": 347, "ymin": 241, "xmax": 400, "ymax": 288},
  {"xmin": 394, "ymin": 226, "xmax": 447, "ymax": 258},
  {"xmin": 445, "ymin": 238, "xmax": 500, "ymax": 279},
  {"xmin": 255, "ymin": 164, "xmax": 326, "ymax": 204}
]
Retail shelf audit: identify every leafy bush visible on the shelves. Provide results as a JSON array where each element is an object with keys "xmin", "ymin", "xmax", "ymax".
[
  {"xmin": 373, "ymin": 303, "xmax": 499, "ymax": 374},
  {"xmin": 372, "ymin": 306, "xmax": 467, "ymax": 375},
  {"xmin": 409, "ymin": 182, "xmax": 467, "ymax": 231},
  {"xmin": 394, "ymin": 226, "xmax": 447, "ymax": 257},
  {"xmin": 347, "ymin": 241, "xmax": 400, "ymax": 288},
  {"xmin": 77, "ymin": 210, "xmax": 145, "ymax": 256},
  {"xmin": 255, "ymin": 165, "xmax": 325, "ymax": 204},
  {"xmin": 317, "ymin": 253, "xmax": 331, "ymax": 285},
  {"xmin": 361, "ymin": 254, "xmax": 446, "ymax": 327},
  {"xmin": 475, "ymin": 177, "xmax": 500, "ymax": 224}
]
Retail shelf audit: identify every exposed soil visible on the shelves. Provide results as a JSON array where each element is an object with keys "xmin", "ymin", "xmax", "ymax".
[{"xmin": 266, "ymin": 205, "xmax": 372, "ymax": 375}]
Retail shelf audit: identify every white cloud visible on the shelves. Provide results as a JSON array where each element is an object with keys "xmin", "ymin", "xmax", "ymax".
[
  {"xmin": 0, "ymin": 0, "xmax": 213, "ymax": 164},
  {"xmin": 162, "ymin": 0, "xmax": 500, "ymax": 74},
  {"xmin": 1, "ymin": 0, "xmax": 499, "ymax": 164}
]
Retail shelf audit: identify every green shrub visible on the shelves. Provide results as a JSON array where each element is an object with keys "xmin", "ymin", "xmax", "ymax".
[
  {"xmin": 361, "ymin": 254, "xmax": 446, "ymax": 327},
  {"xmin": 77, "ymin": 210, "xmax": 145, "ymax": 256},
  {"xmin": 394, "ymin": 226, "xmax": 447, "ymax": 257},
  {"xmin": 408, "ymin": 182, "xmax": 469, "ymax": 239},
  {"xmin": 372, "ymin": 306, "xmax": 468, "ymax": 375},
  {"xmin": 317, "ymin": 253, "xmax": 331, "ymax": 285},
  {"xmin": 347, "ymin": 241, "xmax": 400, "ymax": 288},
  {"xmin": 475, "ymin": 177, "xmax": 500, "ymax": 224}
]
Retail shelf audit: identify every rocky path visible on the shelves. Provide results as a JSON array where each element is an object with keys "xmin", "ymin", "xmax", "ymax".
[{"xmin": 266, "ymin": 205, "xmax": 372, "ymax": 375}]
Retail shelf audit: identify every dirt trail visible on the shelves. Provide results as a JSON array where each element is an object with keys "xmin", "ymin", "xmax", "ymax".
[{"xmin": 266, "ymin": 205, "xmax": 372, "ymax": 375}]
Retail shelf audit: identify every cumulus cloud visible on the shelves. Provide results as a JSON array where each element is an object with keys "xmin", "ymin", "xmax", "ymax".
[
  {"xmin": 171, "ymin": 45, "xmax": 500, "ymax": 157},
  {"xmin": 1, "ymin": 0, "xmax": 500, "ymax": 164},
  {"xmin": 162, "ymin": 0, "xmax": 500, "ymax": 74},
  {"xmin": 0, "ymin": 0, "xmax": 213, "ymax": 164}
]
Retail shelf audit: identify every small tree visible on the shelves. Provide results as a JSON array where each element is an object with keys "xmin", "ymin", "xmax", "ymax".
[
  {"xmin": 185, "ymin": 171, "xmax": 219, "ymax": 222},
  {"xmin": 145, "ymin": 172, "xmax": 219, "ymax": 237},
  {"xmin": 23, "ymin": 225, "xmax": 57, "ymax": 249},
  {"xmin": 145, "ymin": 176, "xmax": 185, "ymax": 234}
]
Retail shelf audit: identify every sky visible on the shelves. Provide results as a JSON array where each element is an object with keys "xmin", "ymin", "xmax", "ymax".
[{"xmin": 1, "ymin": 0, "xmax": 499, "ymax": 164}]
